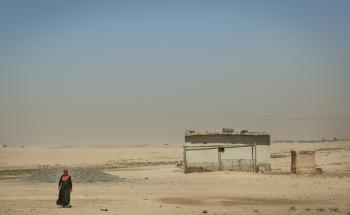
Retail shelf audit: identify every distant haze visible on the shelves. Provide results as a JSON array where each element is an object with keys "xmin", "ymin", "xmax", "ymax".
[{"xmin": 1, "ymin": 0, "xmax": 349, "ymax": 146}]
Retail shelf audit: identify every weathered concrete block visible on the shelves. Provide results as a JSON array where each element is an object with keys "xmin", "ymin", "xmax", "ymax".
[{"xmin": 291, "ymin": 150, "xmax": 316, "ymax": 174}]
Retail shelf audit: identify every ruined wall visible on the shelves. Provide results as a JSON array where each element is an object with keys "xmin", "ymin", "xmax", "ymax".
[{"xmin": 293, "ymin": 151, "xmax": 316, "ymax": 174}]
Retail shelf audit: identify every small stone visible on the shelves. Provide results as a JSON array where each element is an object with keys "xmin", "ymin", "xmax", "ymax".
[
  {"xmin": 315, "ymin": 168, "xmax": 323, "ymax": 175},
  {"xmin": 100, "ymin": 208, "xmax": 108, "ymax": 211},
  {"xmin": 328, "ymin": 208, "xmax": 340, "ymax": 213},
  {"xmin": 202, "ymin": 209, "xmax": 208, "ymax": 214},
  {"xmin": 289, "ymin": 206, "xmax": 296, "ymax": 212}
]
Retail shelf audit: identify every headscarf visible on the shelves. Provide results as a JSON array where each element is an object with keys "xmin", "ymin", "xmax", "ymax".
[{"xmin": 61, "ymin": 168, "xmax": 70, "ymax": 181}]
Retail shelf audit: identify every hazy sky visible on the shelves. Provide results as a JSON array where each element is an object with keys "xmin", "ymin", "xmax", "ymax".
[{"xmin": 1, "ymin": 0, "xmax": 349, "ymax": 145}]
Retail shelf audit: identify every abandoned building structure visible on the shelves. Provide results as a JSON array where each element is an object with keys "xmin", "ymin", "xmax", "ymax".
[
  {"xmin": 291, "ymin": 150, "xmax": 318, "ymax": 174},
  {"xmin": 183, "ymin": 129, "xmax": 271, "ymax": 173}
]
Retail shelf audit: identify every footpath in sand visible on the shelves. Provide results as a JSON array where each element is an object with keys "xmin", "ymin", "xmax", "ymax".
[{"xmin": 0, "ymin": 141, "xmax": 349, "ymax": 215}]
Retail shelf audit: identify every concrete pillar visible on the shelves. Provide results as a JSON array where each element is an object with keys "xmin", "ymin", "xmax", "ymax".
[{"xmin": 291, "ymin": 150, "xmax": 297, "ymax": 174}]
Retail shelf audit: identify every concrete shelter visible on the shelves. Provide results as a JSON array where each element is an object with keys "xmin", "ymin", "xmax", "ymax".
[{"xmin": 183, "ymin": 129, "xmax": 271, "ymax": 173}]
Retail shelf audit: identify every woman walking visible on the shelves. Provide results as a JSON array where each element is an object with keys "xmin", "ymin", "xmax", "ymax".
[{"xmin": 56, "ymin": 168, "xmax": 72, "ymax": 208}]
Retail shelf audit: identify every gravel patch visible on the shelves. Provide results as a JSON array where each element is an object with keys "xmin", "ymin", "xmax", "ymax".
[{"xmin": 25, "ymin": 167, "xmax": 122, "ymax": 183}]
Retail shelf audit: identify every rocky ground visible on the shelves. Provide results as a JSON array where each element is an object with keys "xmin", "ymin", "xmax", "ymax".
[{"xmin": 25, "ymin": 167, "xmax": 122, "ymax": 183}]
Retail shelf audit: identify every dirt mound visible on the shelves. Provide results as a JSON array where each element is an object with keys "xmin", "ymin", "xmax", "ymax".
[{"xmin": 25, "ymin": 167, "xmax": 121, "ymax": 183}]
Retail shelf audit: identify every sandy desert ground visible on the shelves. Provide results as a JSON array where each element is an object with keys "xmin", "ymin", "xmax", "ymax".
[{"xmin": 0, "ymin": 141, "xmax": 349, "ymax": 215}]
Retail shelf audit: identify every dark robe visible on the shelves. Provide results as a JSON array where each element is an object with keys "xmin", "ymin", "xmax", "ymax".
[{"xmin": 56, "ymin": 175, "xmax": 72, "ymax": 207}]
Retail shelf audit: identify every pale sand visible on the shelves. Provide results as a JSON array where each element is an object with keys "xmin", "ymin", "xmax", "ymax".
[{"xmin": 1, "ymin": 141, "xmax": 349, "ymax": 214}]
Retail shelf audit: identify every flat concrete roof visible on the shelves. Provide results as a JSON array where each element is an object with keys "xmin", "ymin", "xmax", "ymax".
[
  {"xmin": 185, "ymin": 130, "xmax": 270, "ymax": 145},
  {"xmin": 185, "ymin": 131, "xmax": 270, "ymax": 136}
]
